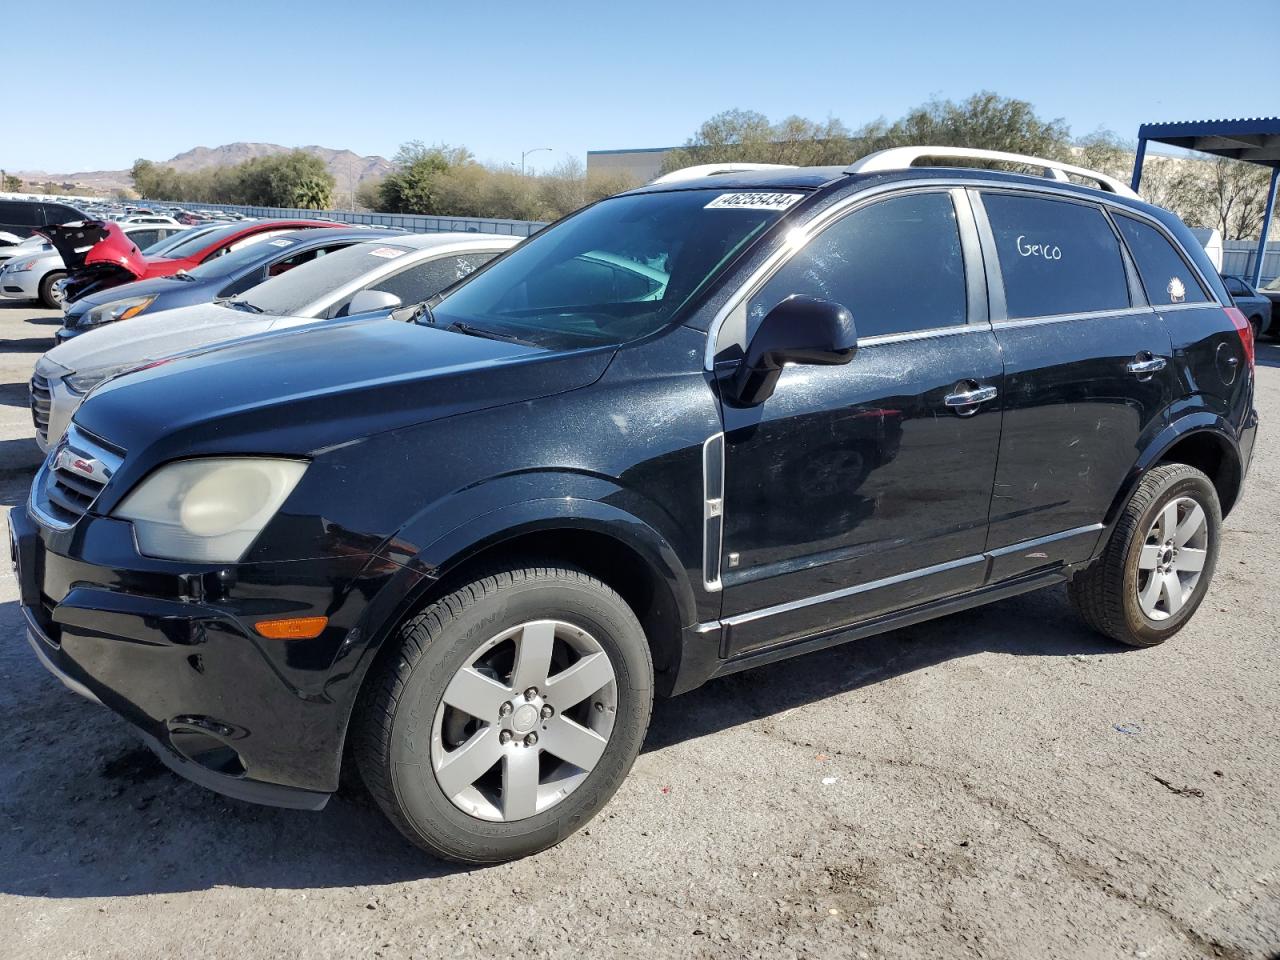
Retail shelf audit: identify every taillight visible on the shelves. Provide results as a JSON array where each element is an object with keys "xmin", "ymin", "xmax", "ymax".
[{"xmin": 1224, "ymin": 306, "xmax": 1255, "ymax": 373}]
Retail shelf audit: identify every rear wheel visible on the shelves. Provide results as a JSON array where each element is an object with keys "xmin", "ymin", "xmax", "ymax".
[
  {"xmin": 1249, "ymin": 315, "xmax": 1263, "ymax": 341},
  {"xmin": 1069, "ymin": 463, "xmax": 1221, "ymax": 647},
  {"xmin": 353, "ymin": 564, "xmax": 653, "ymax": 863},
  {"xmin": 37, "ymin": 270, "xmax": 66, "ymax": 309}
]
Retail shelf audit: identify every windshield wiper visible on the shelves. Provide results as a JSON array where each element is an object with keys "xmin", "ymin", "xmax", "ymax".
[
  {"xmin": 226, "ymin": 299, "xmax": 264, "ymax": 313},
  {"xmin": 443, "ymin": 320, "xmax": 529, "ymax": 345}
]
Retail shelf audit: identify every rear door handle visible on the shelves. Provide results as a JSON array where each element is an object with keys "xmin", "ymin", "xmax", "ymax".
[
  {"xmin": 944, "ymin": 384, "xmax": 998, "ymax": 408},
  {"xmin": 1126, "ymin": 356, "xmax": 1167, "ymax": 375}
]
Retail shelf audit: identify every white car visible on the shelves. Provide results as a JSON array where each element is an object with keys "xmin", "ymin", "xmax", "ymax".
[
  {"xmin": 116, "ymin": 214, "xmax": 183, "ymax": 227},
  {"xmin": 30, "ymin": 231, "xmax": 519, "ymax": 449},
  {"xmin": 0, "ymin": 222, "xmax": 190, "ymax": 308}
]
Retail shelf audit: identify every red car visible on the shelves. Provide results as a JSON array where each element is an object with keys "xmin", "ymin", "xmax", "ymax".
[{"xmin": 41, "ymin": 218, "xmax": 336, "ymax": 303}]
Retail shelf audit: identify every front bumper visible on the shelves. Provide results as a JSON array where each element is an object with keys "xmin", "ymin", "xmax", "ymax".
[
  {"xmin": 9, "ymin": 504, "xmax": 394, "ymax": 809},
  {"xmin": 0, "ymin": 264, "xmax": 41, "ymax": 300}
]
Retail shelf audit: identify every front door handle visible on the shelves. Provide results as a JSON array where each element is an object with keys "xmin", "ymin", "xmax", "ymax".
[
  {"xmin": 944, "ymin": 384, "xmax": 999, "ymax": 409},
  {"xmin": 1126, "ymin": 354, "xmax": 1167, "ymax": 376}
]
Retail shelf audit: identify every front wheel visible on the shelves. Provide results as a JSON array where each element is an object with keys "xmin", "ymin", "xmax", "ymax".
[
  {"xmin": 37, "ymin": 270, "xmax": 66, "ymax": 309},
  {"xmin": 353, "ymin": 565, "xmax": 653, "ymax": 863},
  {"xmin": 1069, "ymin": 463, "xmax": 1221, "ymax": 647}
]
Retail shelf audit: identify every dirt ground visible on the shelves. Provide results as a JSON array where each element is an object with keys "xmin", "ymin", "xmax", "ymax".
[{"xmin": 0, "ymin": 298, "xmax": 1277, "ymax": 960}]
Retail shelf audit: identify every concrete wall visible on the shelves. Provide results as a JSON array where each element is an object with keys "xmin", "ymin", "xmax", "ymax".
[{"xmin": 586, "ymin": 148, "xmax": 674, "ymax": 184}]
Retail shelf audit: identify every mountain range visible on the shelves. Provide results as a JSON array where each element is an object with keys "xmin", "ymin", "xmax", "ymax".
[{"xmin": 14, "ymin": 143, "xmax": 395, "ymax": 195}]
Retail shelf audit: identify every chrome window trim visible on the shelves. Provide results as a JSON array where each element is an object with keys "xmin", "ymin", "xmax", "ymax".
[
  {"xmin": 704, "ymin": 175, "xmax": 1223, "ymax": 369},
  {"xmin": 857, "ymin": 323, "xmax": 990, "ymax": 348},
  {"xmin": 989, "ymin": 306, "xmax": 1155, "ymax": 331}
]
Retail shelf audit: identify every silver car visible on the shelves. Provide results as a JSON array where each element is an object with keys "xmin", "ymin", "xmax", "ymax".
[
  {"xmin": 0, "ymin": 222, "xmax": 190, "ymax": 308},
  {"xmin": 31, "ymin": 232, "xmax": 519, "ymax": 449}
]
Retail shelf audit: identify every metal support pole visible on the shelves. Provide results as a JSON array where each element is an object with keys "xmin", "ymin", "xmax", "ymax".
[
  {"xmin": 1251, "ymin": 167, "xmax": 1279, "ymax": 288},
  {"xmin": 1130, "ymin": 138, "xmax": 1148, "ymax": 193}
]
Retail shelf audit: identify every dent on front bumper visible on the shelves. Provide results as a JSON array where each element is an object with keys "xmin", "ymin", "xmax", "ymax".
[{"xmin": 8, "ymin": 504, "xmax": 401, "ymax": 809}]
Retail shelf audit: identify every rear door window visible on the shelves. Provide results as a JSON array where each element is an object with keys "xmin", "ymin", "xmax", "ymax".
[
  {"xmin": 1113, "ymin": 214, "xmax": 1211, "ymax": 306},
  {"xmin": 0, "ymin": 201, "xmax": 41, "ymax": 228},
  {"xmin": 748, "ymin": 191, "xmax": 968, "ymax": 340},
  {"xmin": 40, "ymin": 203, "xmax": 85, "ymax": 226},
  {"xmin": 981, "ymin": 193, "xmax": 1131, "ymax": 319}
]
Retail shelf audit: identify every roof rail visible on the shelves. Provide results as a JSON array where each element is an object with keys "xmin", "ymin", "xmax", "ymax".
[
  {"xmin": 845, "ymin": 146, "xmax": 1140, "ymax": 199},
  {"xmin": 649, "ymin": 162, "xmax": 798, "ymax": 185}
]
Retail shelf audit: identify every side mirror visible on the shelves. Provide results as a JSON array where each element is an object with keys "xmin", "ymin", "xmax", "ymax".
[
  {"xmin": 346, "ymin": 289, "xmax": 402, "ymax": 316},
  {"xmin": 727, "ymin": 295, "xmax": 857, "ymax": 406}
]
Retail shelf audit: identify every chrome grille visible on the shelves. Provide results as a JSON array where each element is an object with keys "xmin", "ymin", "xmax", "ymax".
[
  {"xmin": 29, "ymin": 373, "xmax": 51, "ymax": 446},
  {"xmin": 29, "ymin": 426, "xmax": 125, "ymax": 529}
]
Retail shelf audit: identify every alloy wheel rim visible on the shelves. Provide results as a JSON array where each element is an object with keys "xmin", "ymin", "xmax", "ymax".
[
  {"xmin": 1136, "ymin": 496, "xmax": 1208, "ymax": 621},
  {"xmin": 430, "ymin": 620, "xmax": 618, "ymax": 822}
]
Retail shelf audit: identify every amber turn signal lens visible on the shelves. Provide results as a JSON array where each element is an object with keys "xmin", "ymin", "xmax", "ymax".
[{"xmin": 254, "ymin": 616, "xmax": 328, "ymax": 640}]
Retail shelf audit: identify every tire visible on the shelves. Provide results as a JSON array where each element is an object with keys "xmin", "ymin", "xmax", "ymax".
[
  {"xmin": 37, "ymin": 270, "xmax": 66, "ymax": 310},
  {"xmin": 1248, "ymin": 315, "xmax": 1263, "ymax": 341},
  {"xmin": 353, "ymin": 564, "xmax": 653, "ymax": 863},
  {"xmin": 1069, "ymin": 463, "xmax": 1221, "ymax": 647}
]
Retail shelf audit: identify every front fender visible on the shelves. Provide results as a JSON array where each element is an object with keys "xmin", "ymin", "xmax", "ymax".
[{"xmin": 329, "ymin": 470, "xmax": 699, "ymax": 704}]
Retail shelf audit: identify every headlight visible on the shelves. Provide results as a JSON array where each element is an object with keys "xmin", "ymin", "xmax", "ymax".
[
  {"xmin": 62, "ymin": 359, "xmax": 153, "ymax": 397},
  {"xmin": 113, "ymin": 458, "xmax": 308, "ymax": 562},
  {"xmin": 11, "ymin": 259, "xmax": 38, "ymax": 272},
  {"xmin": 81, "ymin": 295, "xmax": 156, "ymax": 328}
]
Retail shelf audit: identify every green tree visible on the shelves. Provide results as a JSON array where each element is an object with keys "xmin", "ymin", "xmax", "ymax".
[
  {"xmin": 378, "ymin": 141, "xmax": 475, "ymax": 214},
  {"xmin": 290, "ymin": 175, "xmax": 333, "ymax": 210},
  {"xmin": 1, "ymin": 173, "xmax": 21, "ymax": 192},
  {"xmin": 875, "ymin": 92, "xmax": 1070, "ymax": 159},
  {"xmin": 661, "ymin": 109, "xmax": 855, "ymax": 174}
]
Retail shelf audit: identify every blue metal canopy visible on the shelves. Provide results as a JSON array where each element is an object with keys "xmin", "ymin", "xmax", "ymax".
[{"xmin": 1131, "ymin": 117, "xmax": 1280, "ymax": 286}]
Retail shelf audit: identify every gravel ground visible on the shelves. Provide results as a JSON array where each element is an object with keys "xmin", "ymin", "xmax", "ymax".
[{"xmin": 0, "ymin": 298, "xmax": 1277, "ymax": 960}]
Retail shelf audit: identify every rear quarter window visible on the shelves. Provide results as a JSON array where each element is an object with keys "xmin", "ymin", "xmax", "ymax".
[
  {"xmin": 982, "ymin": 193, "xmax": 1131, "ymax": 319},
  {"xmin": 1113, "ymin": 214, "xmax": 1210, "ymax": 307}
]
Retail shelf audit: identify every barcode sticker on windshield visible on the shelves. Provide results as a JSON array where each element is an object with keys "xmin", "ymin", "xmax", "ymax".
[
  {"xmin": 368, "ymin": 247, "xmax": 407, "ymax": 259},
  {"xmin": 705, "ymin": 192, "xmax": 803, "ymax": 211},
  {"xmin": 268, "ymin": 238, "xmax": 295, "ymax": 247}
]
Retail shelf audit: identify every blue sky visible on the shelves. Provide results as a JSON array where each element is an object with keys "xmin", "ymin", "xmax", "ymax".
[{"xmin": 4, "ymin": 0, "xmax": 1275, "ymax": 174}]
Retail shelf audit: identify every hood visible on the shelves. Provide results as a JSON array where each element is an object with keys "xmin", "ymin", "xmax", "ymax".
[
  {"xmin": 73, "ymin": 318, "xmax": 614, "ymax": 465},
  {"xmin": 39, "ymin": 220, "xmax": 151, "ymax": 279},
  {"xmin": 42, "ymin": 301, "xmax": 258, "ymax": 376}
]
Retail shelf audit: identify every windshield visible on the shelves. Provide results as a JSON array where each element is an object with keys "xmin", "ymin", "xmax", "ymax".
[
  {"xmin": 430, "ymin": 189, "xmax": 798, "ymax": 348},
  {"xmin": 181, "ymin": 235, "xmax": 304, "ymax": 281},
  {"xmin": 231, "ymin": 240, "xmax": 415, "ymax": 316},
  {"xmin": 152, "ymin": 222, "xmax": 246, "ymax": 260}
]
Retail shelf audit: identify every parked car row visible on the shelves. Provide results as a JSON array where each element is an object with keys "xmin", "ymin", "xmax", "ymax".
[
  {"xmin": 8, "ymin": 147, "xmax": 1258, "ymax": 867},
  {"xmin": 33, "ymin": 230, "xmax": 517, "ymax": 447},
  {"xmin": 0, "ymin": 222, "xmax": 190, "ymax": 307}
]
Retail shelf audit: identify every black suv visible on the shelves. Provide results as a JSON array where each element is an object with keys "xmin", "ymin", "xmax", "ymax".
[
  {"xmin": 0, "ymin": 198, "xmax": 88, "ymax": 242},
  {"xmin": 10, "ymin": 148, "xmax": 1257, "ymax": 863}
]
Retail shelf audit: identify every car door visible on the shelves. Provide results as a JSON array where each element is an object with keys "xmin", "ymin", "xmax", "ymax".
[
  {"xmin": 716, "ymin": 189, "xmax": 1004, "ymax": 657},
  {"xmin": 973, "ymin": 189, "xmax": 1179, "ymax": 579}
]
